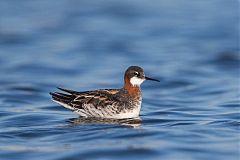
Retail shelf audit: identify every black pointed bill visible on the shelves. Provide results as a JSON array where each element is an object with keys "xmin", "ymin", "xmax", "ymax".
[{"xmin": 145, "ymin": 76, "xmax": 160, "ymax": 82}]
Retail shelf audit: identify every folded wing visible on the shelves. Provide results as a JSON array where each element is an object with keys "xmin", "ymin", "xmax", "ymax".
[{"xmin": 50, "ymin": 87, "xmax": 120, "ymax": 117}]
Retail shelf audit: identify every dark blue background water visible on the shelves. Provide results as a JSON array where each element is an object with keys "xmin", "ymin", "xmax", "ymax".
[{"xmin": 0, "ymin": 0, "xmax": 239, "ymax": 160}]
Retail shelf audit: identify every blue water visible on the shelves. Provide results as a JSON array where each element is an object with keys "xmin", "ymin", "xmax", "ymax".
[{"xmin": 0, "ymin": 0, "xmax": 239, "ymax": 160}]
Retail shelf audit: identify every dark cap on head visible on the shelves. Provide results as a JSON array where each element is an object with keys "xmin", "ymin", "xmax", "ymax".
[
  {"xmin": 124, "ymin": 66, "xmax": 145, "ymax": 80},
  {"xmin": 124, "ymin": 66, "xmax": 160, "ymax": 83}
]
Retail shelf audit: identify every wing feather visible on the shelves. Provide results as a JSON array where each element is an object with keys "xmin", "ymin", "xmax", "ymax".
[{"xmin": 50, "ymin": 88, "xmax": 120, "ymax": 117}]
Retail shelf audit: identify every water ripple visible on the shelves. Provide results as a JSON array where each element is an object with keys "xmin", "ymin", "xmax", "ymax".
[{"xmin": 0, "ymin": 0, "xmax": 239, "ymax": 160}]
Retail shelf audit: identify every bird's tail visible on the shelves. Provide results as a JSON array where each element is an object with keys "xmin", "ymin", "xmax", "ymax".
[{"xmin": 49, "ymin": 87, "xmax": 76, "ymax": 110}]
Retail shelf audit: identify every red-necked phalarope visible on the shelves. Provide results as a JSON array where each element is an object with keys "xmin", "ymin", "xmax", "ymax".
[{"xmin": 50, "ymin": 66, "xmax": 159, "ymax": 119}]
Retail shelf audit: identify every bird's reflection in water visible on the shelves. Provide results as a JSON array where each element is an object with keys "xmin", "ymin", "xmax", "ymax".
[{"xmin": 67, "ymin": 117, "xmax": 142, "ymax": 128}]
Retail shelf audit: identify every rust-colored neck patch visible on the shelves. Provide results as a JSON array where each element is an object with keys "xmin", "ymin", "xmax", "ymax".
[{"xmin": 124, "ymin": 77, "xmax": 141, "ymax": 97}]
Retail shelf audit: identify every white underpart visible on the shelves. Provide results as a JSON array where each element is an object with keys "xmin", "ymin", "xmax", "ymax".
[
  {"xmin": 52, "ymin": 100, "xmax": 74, "ymax": 110},
  {"xmin": 53, "ymin": 99, "xmax": 90, "ymax": 117},
  {"xmin": 130, "ymin": 77, "xmax": 145, "ymax": 87},
  {"xmin": 115, "ymin": 101, "xmax": 142, "ymax": 119},
  {"xmin": 53, "ymin": 98, "xmax": 142, "ymax": 119}
]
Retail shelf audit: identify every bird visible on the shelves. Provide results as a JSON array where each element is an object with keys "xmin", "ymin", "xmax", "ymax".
[{"xmin": 50, "ymin": 66, "xmax": 159, "ymax": 119}]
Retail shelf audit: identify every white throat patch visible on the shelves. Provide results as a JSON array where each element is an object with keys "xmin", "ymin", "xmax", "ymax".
[{"xmin": 130, "ymin": 77, "xmax": 145, "ymax": 87}]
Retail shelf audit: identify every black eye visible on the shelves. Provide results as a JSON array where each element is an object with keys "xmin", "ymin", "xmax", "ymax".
[{"xmin": 134, "ymin": 72, "xmax": 139, "ymax": 76}]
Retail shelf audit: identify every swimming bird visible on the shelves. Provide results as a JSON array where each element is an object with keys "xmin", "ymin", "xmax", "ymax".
[{"xmin": 50, "ymin": 66, "xmax": 159, "ymax": 119}]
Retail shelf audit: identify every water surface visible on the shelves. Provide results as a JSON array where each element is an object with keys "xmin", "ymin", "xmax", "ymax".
[{"xmin": 0, "ymin": 0, "xmax": 239, "ymax": 160}]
